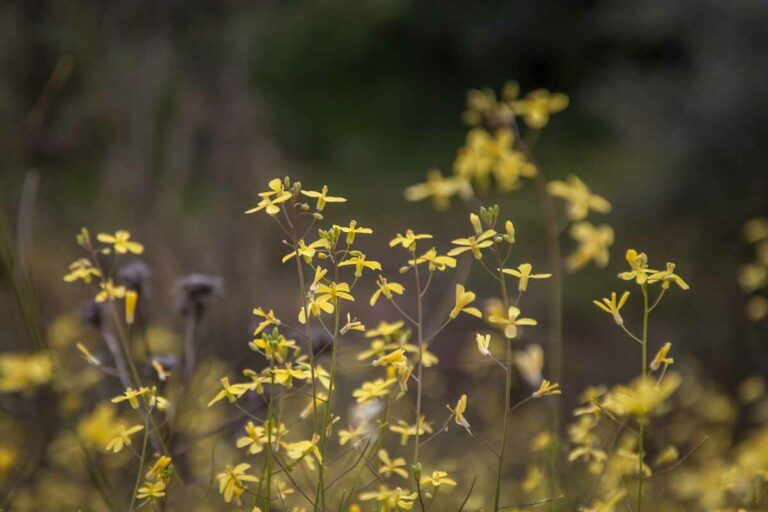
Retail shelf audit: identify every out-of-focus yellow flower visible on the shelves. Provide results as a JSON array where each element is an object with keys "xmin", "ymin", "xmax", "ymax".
[
  {"xmin": 522, "ymin": 465, "xmax": 544, "ymax": 493},
  {"xmin": 95, "ymin": 280, "xmax": 126, "ymax": 302},
  {"xmin": 124, "ymin": 290, "xmax": 138, "ymax": 324},
  {"xmin": 97, "ymin": 230, "xmax": 144, "ymax": 255},
  {"xmin": 0, "ymin": 352, "xmax": 53, "ymax": 393},
  {"xmin": 454, "ymin": 128, "xmax": 536, "ymax": 192},
  {"xmin": 738, "ymin": 375, "xmax": 766, "ymax": 404},
  {"xmin": 566, "ymin": 222, "xmax": 614, "ymax": 271},
  {"xmin": 105, "ymin": 424, "xmax": 144, "ymax": 453},
  {"xmin": 488, "ymin": 306, "xmax": 537, "ymax": 339},
  {"xmin": 136, "ymin": 481, "xmax": 166, "ymax": 500},
  {"xmin": 420, "ymin": 470, "xmax": 457, "ymax": 488},
  {"xmin": 593, "ymin": 291, "xmax": 630, "ymax": 325},
  {"xmin": 514, "ymin": 343, "xmax": 544, "ymax": 387},
  {"xmin": 404, "ymin": 168, "xmax": 472, "ymax": 211},
  {"xmin": 448, "ymin": 229, "xmax": 496, "ymax": 260},
  {"xmin": 63, "ymin": 258, "xmax": 101, "ymax": 283},
  {"xmin": 372, "ymin": 349, "xmax": 407, "ymax": 367},
  {"xmin": 446, "ymin": 394, "xmax": 471, "ymax": 434},
  {"xmin": 370, "ymin": 276, "xmax": 405, "ymax": 306},
  {"xmin": 237, "ymin": 421, "xmax": 267, "ymax": 455},
  {"xmin": 604, "ymin": 373, "xmax": 681, "ymax": 418},
  {"xmin": 283, "ymin": 435, "xmax": 322, "ymax": 470},
  {"xmin": 648, "ymin": 262, "xmax": 689, "ymax": 290},
  {"xmin": 366, "ymin": 321, "xmax": 405, "ymax": 339},
  {"xmin": 389, "ymin": 417, "xmax": 432, "ymax": 445},
  {"xmin": 502, "ymin": 263, "xmax": 551, "ymax": 292},
  {"xmin": 744, "ymin": 217, "xmax": 768, "ymax": 243},
  {"xmin": 511, "ymin": 88, "xmax": 569, "ymax": 129},
  {"xmin": 208, "ymin": 378, "xmax": 251, "ymax": 407},
  {"xmin": 359, "ymin": 486, "xmax": 418, "ymax": 511},
  {"xmin": 449, "ymin": 284, "xmax": 482, "ymax": 319},
  {"xmin": 746, "ymin": 295, "xmax": 768, "ymax": 321},
  {"xmin": 77, "ymin": 403, "xmax": 120, "ymax": 447},
  {"xmin": 0, "ymin": 446, "xmax": 17, "ymax": 479},
  {"xmin": 216, "ymin": 463, "xmax": 259, "ymax": 504},
  {"xmin": 390, "ymin": 230, "xmax": 432, "ymax": 251},
  {"xmin": 533, "ymin": 379, "xmax": 561, "ymax": 398},
  {"xmin": 145, "ymin": 455, "xmax": 172, "ymax": 481},
  {"xmin": 111, "ymin": 387, "xmax": 148, "ymax": 409},
  {"xmin": 654, "ymin": 445, "xmax": 679, "ymax": 466},
  {"xmin": 649, "ymin": 342, "xmax": 674, "ymax": 371},
  {"xmin": 339, "ymin": 423, "xmax": 368, "ymax": 447},
  {"xmin": 353, "ymin": 379, "xmax": 395, "ymax": 403},
  {"xmin": 337, "ymin": 220, "xmax": 373, "ymax": 245},
  {"xmin": 339, "ymin": 251, "xmax": 381, "ymax": 277},
  {"xmin": 476, "ymin": 333, "xmax": 492, "ymax": 357},
  {"xmin": 378, "ymin": 449, "xmax": 408, "ymax": 479},
  {"xmin": 547, "ymin": 175, "xmax": 611, "ymax": 221},
  {"xmin": 408, "ymin": 248, "xmax": 457, "ymax": 272},
  {"xmin": 301, "ymin": 185, "xmax": 346, "ymax": 211},
  {"xmin": 618, "ymin": 249, "xmax": 656, "ymax": 285}
]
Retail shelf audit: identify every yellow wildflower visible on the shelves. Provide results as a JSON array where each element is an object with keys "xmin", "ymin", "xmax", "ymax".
[
  {"xmin": 95, "ymin": 280, "xmax": 126, "ymax": 302},
  {"xmin": 476, "ymin": 333, "xmax": 492, "ymax": 357},
  {"xmin": 282, "ymin": 239, "xmax": 329, "ymax": 263},
  {"xmin": 366, "ymin": 320, "xmax": 404, "ymax": 339},
  {"xmin": 389, "ymin": 417, "xmax": 432, "ymax": 445},
  {"xmin": 217, "ymin": 463, "xmax": 259, "ymax": 504},
  {"xmin": 208, "ymin": 378, "xmax": 251, "ymax": 406},
  {"xmin": 448, "ymin": 229, "xmax": 496, "ymax": 260},
  {"xmin": 514, "ymin": 343, "xmax": 544, "ymax": 387},
  {"xmin": 647, "ymin": 262, "xmax": 689, "ymax": 290},
  {"xmin": 353, "ymin": 378, "xmax": 395, "ymax": 403},
  {"xmin": 421, "ymin": 470, "xmax": 457, "ymax": 488},
  {"xmin": 252, "ymin": 307, "xmax": 281, "ymax": 335},
  {"xmin": 338, "ymin": 251, "xmax": 381, "ymax": 277},
  {"xmin": 488, "ymin": 306, "xmax": 537, "ymax": 339},
  {"xmin": 389, "ymin": 230, "xmax": 432, "ymax": 251},
  {"xmin": 566, "ymin": 222, "xmax": 614, "ymax": 271},
  {"xmin": 370, "ymin": 276, "xmax": 405, "ymax": 306},
  {"xmin": 650, "ymin": 342, "xmax": 674, "ymax": 371},
  {"xmin": 408, "ymin": 247, "xmax": 457, "ymax": 272},
  {"xmin": 136, "ymin": 481, "xmax": 166, "ymax": 500},
  {"xmin": 237, "ymin": 421, "xmax": 267, "ymax": 455},
  {"xmin": 511, "ymin": 88, "xmax": 569, "ymax": 129},
  {"xmin": 145, "ymin": 456, "xmax": 172, "ymax": 481},
  {"xmin": 63, "ymin": 258, "xmax": 101, "ymax": 283},
  {"xmin": 283, "ymin": 435, "xmax": 323, "ymax": 470},
  {"xmin": 501, "ymin": 263, "xmax": 551, "ymax": 291},
  {"xmin": 105, "ymin": 424, "xmax": 144, "ymax": 453},
  {"xmin": 111, "ymin": 387, "xmax": 147, "ymax": 409},
  {"xmin": 446, "ymin": 394, "xmax": 471, "ymax": 434},
  {"xmin": 378, "ymin": 449, "xmax": 408, "ymax": 479},
  {"xmin": 404, "ymin": 168, "xmax": 472, "ymax": 211},
  {"xmin": 97, "ymin": 230, "xmax": 144, "ymax": 255},
  {"xmin": 533, "ymin": 379, "xmax": 561, "ymax": 398},
  {"xmin": 449, "ymin": 284, "xmax": 482, "ymax": 319},
  {"xmin": 618, "ymin": 249, "xmax": 656, "ymax": 285},
  {"xmin": 593, "ymin": 291, "xmax": 630, "ymax": 325},
  {"xmin": 337, "ymin": 220, "xmax": 373, "ymax": 245},
  {"xmin": 360, "ymin": 486, "xmax": 418, "ymax": 511},
  {"xmin": 301, "ymin": 185, "xmax": 346, "ymax": 211},
  {"xmin": 547, "ymin": 175, "xmax": 611, "ymax": 220},
  {"xmin": 372, "ymin": 349, "xmax": 407, "ymax": 367}
]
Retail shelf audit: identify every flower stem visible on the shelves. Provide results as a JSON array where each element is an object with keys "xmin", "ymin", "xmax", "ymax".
[
  {"xmin": 638, "ymin": 284, "xmax": 649, "ymax": 512},
  {"xmin": 493, "ymin": 247, "xmax": 512, "ymax": 512}
]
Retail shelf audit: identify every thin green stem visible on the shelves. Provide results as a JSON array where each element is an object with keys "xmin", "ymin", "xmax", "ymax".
[
  {"xmin": 493, "ymin": 246, "xmax": 512, "ymax": 512},
  {"xmin": 638, "ymin": 284, "xmax": 649, "ymax": 512},
  {"xmin": 129, "ymin": 411, "xmax": 152, "ymax": 511},
  {"xmin": 412, "ymin": 248, "xmax": 425, "ymax": 505}
]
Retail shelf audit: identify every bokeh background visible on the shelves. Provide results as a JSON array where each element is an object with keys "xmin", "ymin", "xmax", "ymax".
[{"xmin": 2, "ymin": 0, "xmax": 767, "ymax": 427}]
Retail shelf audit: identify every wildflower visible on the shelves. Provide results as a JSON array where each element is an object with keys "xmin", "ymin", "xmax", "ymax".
[
  {"xmin": 252, "ymin": 307, "xmax": 281, "ymax": 335},
  {"xmin": 650, "ymin": 342, "xmax": 674, "ymax": 371},
  {"xmin": 0, "ymin": 447, "xmax": 16, "ymax": 479},
  {"xmin": 744, "ymin": 217, "xmax": 768, "ymax": 243},
  {"xmin": 448, "ymin": 229, "xmax": 496, "ymax": 260},
  {"xmin": 655, "ymin": 446, "xmax": 679, "ymax": 466},
  {"xmin": 339, "ymin": 251, "xmax": 382, "ymax": 277},
  {"xmin": 353, "ymin": 378, "xmax": 395, "ymax": 403},
  {"xmin": 299, "ymin": 392, "xmax": 328, "ymax": 419},
  {"xmin": 301, "ymin": 185, "xmax": 346, "ymax": 211},
  {"xmin": 282, "ymin": 239, "xmax": 329, "ymax": 263},
  {"xmin": 738, "ymin": 263, "xmax": 768, "ymax": 292},
  {"xmin": 208, "ymin": 378, "xmax": 251, "ymax": 407},
  {"xmin": 283, "ymin": 435, "xmax": 323, "ymax": 470},
  {"xmin": 341, "ymin": 313, "xmax": 365, "ymax": 334},
  {"xmin": 136, "ymin": 481, "xmax": 166, "ymax": 500},
  {"xmin": 566, "ymin": 222, "xmax": 614, "ymax": 271},
  {"xmin": 298, "ymin": 295, "xmax": 334, "ymax": 324},
  {"xmin": 111, "ymin": 387, "xmax": 147, "ymax": 409},
  {"xmin": 77, "ymin": 404, "xmax": 120, "ymax": 448},
  {"xmin": 372, "ymin": 349, "xmax": 407, "ymax": 367},
  {"xmin": 476, "ymin": 333, "xmax": 492, "ymax": 357},
  {"xmin": 502, "ymin": 220, "xmax": 515, "ymax": 244},
  {"xmin": 408, "ymin": 247, "xmax": 458, "ymax": 272},
  {"xmin": 389, "ymin": 417, "xmax": 433, "ymax": 445},
  {"xmin": 269, "ymin": 363, "xmax": 311, "ymax": 387},
  {"xmin": 370, "ymin": 276, "xmax": 405, "ymax": 306},
  {"xmin": 378, "ymin": 449, "xmax": 408, "ymax": 479},
  {"xmin": 124, "ymin": 290, "xmax": 138, "ymax": 324},
  {"xmin": 449, "ymin": 284, "xmax": 482, "ymax": 319},
  {"xmin": 389, "ymin": 230, "xmax": 432, "ymax": 251},
  {"xmin": 217, "ymin": 463, "xmax": 259, "ymax": 504},
  {"xmin": 593, "ymin": 291, "xmax": 630, "ymax": 325},
  {"xmin": 337, "ymin": 220, "xmax": 373, "ymax": 245},
  {"xmin": 648, "ymin": 262, "xmax": 690, "ymax": 290},
  {"xmin": 446, "ymin": 394, "xmax": 471, "ymax": 434},
  {"xmin": 404, "ymin": 168, "xmax": 472, "ymax": 211},
  {"xmin": 511, "ymin": 88, "xmax": 569, "ymax": 129},
  {"xmin": 249, "ymin": 332, "xmax": 298, "ymax": 363},
  {"xmin": 454, "ymin": 128, "xmax": 535, "ymax": 192},
  {"xmin": 360, "ymin": 486, "xmax": 418, "ymax": 510},
  {"xmin": 514, "ymin": 344, "xmax": 544, "ymax": 387},
  {"xmin": 63, "ymin": 258, "xmax": 101, "ymax": 283},
  {"xmin": 76, "ymin": 342, "xmax": 101, "ymax": 366},
  {"xmin": 105, "ymin": 424, "xmax": 144, "ymax": 453},
  {"xmin": 547, "ymin": 175, "xmax": 611, "ymax": 221},
  {"xmin": 97, "ymin": 230, "xmax": 144, "ymax": 255},
  {"xmin": 522, "ymin": 465, "xmax": 544, "ymax": 493},
  {"xmin": 317, "ymin": 281, "xmax": 354, "ymax": 303},
  {"xmin": 339, "ymin": 423, "xmax": 368, "ymax": 447},
  {"xmin": 533, "ymin": 380, "xmax": 561, "ymax": 398},
  {"xmin": 236, "ymin": 421, "xmax": 267, "ymax": 455},
  {"xmin": 366, "ymin": 320, "xmax": 404, "ymax": 339},
  {"xmin": 245, "ymin": 178, "xmax": 292, "ymax": 216},
  {"xmin": 488, "ymin": 306, "xmax": 537, "ymax": 339},
  {"xmin": 604, "ymin": 373, "xmax": 681, "ymax": 417},
  {"xmin": 95, "ymin": 280, "xmax": 126, "ymax": 303},
  {"xmin": 501, "ymin": 263, "xmax": 551, "ymax": 292},
  {"xmin": 618, "ymin": 249, "xmax": 655, "ymax": 285},
  {"xmin": 421, "ymin": 470, "xmax": 457, "ymax": 488},
  {"xmin": 145, "ymin": 456, "xmax": 172, "ymax": 481}
]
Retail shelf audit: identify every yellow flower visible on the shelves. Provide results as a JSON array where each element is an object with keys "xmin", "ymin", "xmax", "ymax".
[
  {"xmin": 252, "ymin": 307, "xmax": 281, "ymax": 335},
  {"xmin": 337, "ymin": 220, "xmax": 373, "ymax": 245},
  {"xmin": 389, "ymin": 417, "xmax": 432, "ymax": 445},
  {"xmin": 216, "ymin": 463, "xmax": 259, "ymax": 504},
  {"xmin": 97, "ymin": 230, "xmax": 144, "ymax": 255},
  {"xmin": 366, "ymin": 320, "xmax": 404, "ymax": 339},
  {"xmin": 339, "ymin": 251, "xmax": 382, "ymax": 277},
  {"xmin": 378, "ymin": 449, "xmax": 408, "ymax": 479},
  {"xmin": 448, "ymin": 229, "xmax": 496, "ymax": 260},
  {"xmin": 0, "ymin": 353, "xmax": 53, "ymax": 393},
  {"xmin": 245, "ymin": 178, "xmax": 292, "ymax": 216},
  {"xmin": 105, "ymin": 424, "xmax": 144, "ymax": 453},
  {"xmin": 449, "ymin": 284, "xmax": 482, "ymax": 319},
  {"xmin": 208, "ymin": 377, "xmax": 251, "ymax": 406},
  {"xmin": 744, "ymin": 217, "xmax": 768, "ymax": 244},
  {"xmin": 514, "ymin": 343, "xmax": 544, "ymax": 387},
  {"xmin": 111, "ymin": 387, "xmax": 148, "ymax": 409},
  {"xmin": 655, "ymin": 445, "xmax": 679, "ymax": 466},
  {"xmin": 301, "ymin": 185, "xmax": 346, "ymax": 211},
  {"xmin": 593, "ymin": 291, "xmax": 630, "ymax": 325},
  {"xmin": 603, "ymin": 373, "xmax": 681, "ymax": 417},
  {"xmin": 145, "ymin": 456, "xmax": 172, "ymax": 481},
  {"xmin": 420, "ymin": 470, "xmax": 457, "ymax": 488},
  {"xmin": 547, "ymin": 175, "xmax": 611, "ymax": 221},
  {"xmin": 618, "ymin": 249, "xmax": 656, "ymax": 285},
  {"xmin": 77, "ymin": 404, "xmax": 120, "ymax": 448},
  {"xmin": 151, "ymin": 360, "xmax": 171, "ymax": 381},
  {"xmin": 360, "ymin": 486, "xmax": 418, "ymax": 510},
  {"xmin": 476, "ymin": 333, "xmax": 492, "ymax": 357},
  {"xmin": 136, "ymin": 481, "xmax": 166, "ymax": 500},
  {"xmin": 282, "ymin": 239, "xmax": 329, "ymax": 263},
  {"xmin": 446, "ymin": 394, "xmax": 471, "ymax": 434},
  {"xmin": 454, "ymin": 128, "xmax": 535, "ymax": 192},
  {"xmin": 63, "ymin": 258, "xmax": 101, "ymax": 283},
  {"xmin": 389, "ymin": 230, "xmax": 432, "ymax": 251},
  {"xmin": 95, "ymin": 280, "xmax": 126, "ymax": 302},
  {"xmin": 566, "ymin": 222, "xmax": 614, "ymax": 271},
  {"xmin": 503, "ymin": 220, "xmax": 515, "ymax": 244},
  {"xmin": 372, "ymin": 349, "xmax": 407, "ymax": 367},
  {"xmin": 489, "ymin": 306, "xmax": 537, "ymax": 339},
  {"xmin": 124, "ymin": 290, "xmax": 138, "ymax": 324},
  {"xmin": 317, "ymin": 281, "xmax": 354, "ymax": 304},
  {"xmin": 353, "ymin": 378, "xmax": 395, "ymax": 403},
  {"xmin": 532, "ymin": 379, "xmax": 561, "ymax": 398},
  {"xmin": 501, "ymin": 263, "xmax": 551, "ymax": 291},
  {"xmin": 298, "ymin": 295, "xmax": 335, "ymax": 324},
  {"xmin": 647, "ymin": 262, "xmax": 689, "ymax": 290},
  {"xmin": 370, "ymin": 276, "xmax": 405, "ymax": 306},
  {"xmin": 283, "ymin": 435, "xmax": 323, "ymax": 470},
  {"xmin": 408, "ymin": 247, "xmax": 457, "ymax": 272},
  {"xmin": 339, "ymin": 423, "xmax": 368, "ymax": 447},
  {"xmin": 0, "ymin": 447, "xmax": 16, "ymax": 479},
  {"xmin": 404, "ymin": 168, "xmax": 472, "ymax": 211},
  {"xmin": 236, "ymin": 421, "xmax": 267, "ymax": 455},
  {"xmin": 249, "ymin": 333, "xmax": 298, "ymax": 363},
  {"xmin": 650, "ymin": 342, "xmax": 674, "ymax": 371},
  {"xmin": 340, "ymin": 313, "xmax": 366, "ymax": 335},
  {"xmin": 511, "ymin": 88, "xmax": 569, "ymax": 129}
]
